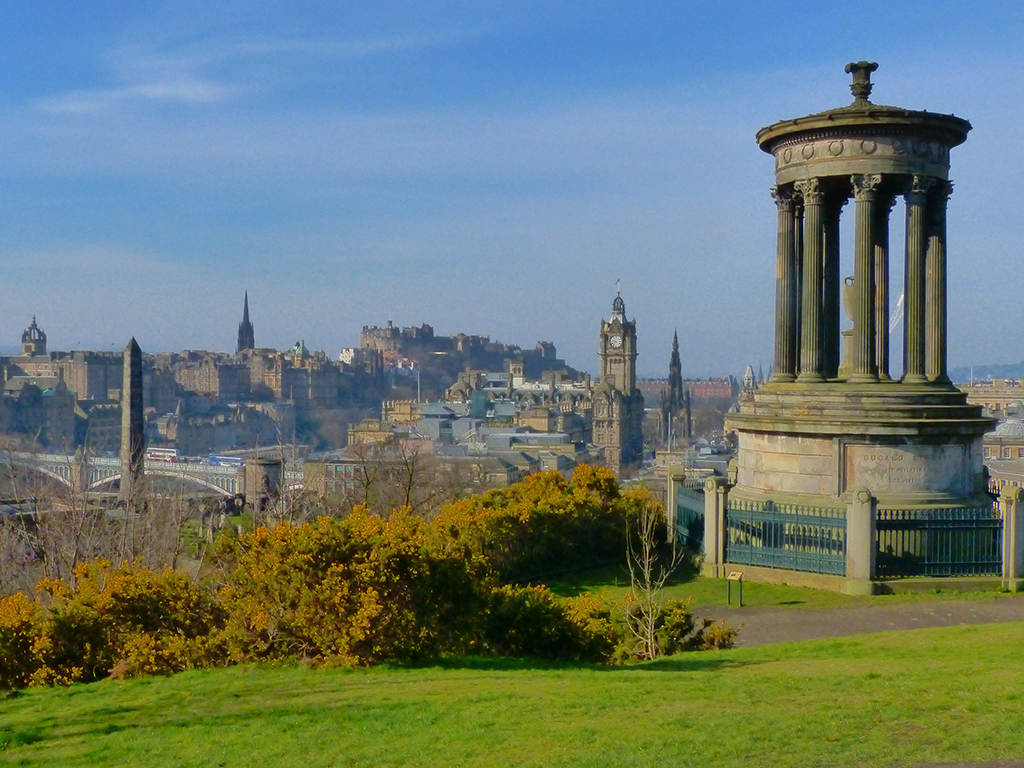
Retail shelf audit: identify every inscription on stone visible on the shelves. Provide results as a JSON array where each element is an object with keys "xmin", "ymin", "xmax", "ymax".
[{"xmin": 845, "ymin": 444, "xmax": 967, "ymax": 495}]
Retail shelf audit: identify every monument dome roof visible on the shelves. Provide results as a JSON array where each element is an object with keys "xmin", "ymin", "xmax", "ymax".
[
  {"xmin": 756, "ymin": 61, "xmax": 971, "ymax": 155},
  {"xmin": 994, "ymin": 418, "xmax": 1024, "ymax": 437}
]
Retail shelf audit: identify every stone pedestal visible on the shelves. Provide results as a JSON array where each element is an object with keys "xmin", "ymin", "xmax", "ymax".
[
  {"xmin": 845, "ymin": 488, "xmax": 877, "ymax": 595},
  {"xmin": 726, "ymin": 380, "xmax": 995, "ymax": 589},
  {"xmin": 702, "ymin": 476, "xmax": 728, "ymax": 578},
  {"xmin": 1001, "ymin": 486, "xmax": 1024, "ymax": 591}
]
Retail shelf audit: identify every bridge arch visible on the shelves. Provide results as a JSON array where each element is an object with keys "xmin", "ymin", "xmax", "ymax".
[
  {"xmin": 2, "ymin": 456, "xmax": 73, "ymax": 487},
  {"xmin": 89, "ymin": 470, "xmax": 235, "ymax": 497}
]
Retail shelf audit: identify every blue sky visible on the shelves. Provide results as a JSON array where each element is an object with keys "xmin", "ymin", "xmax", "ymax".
[{"xmin": 2, "ymin": 2, "xmax": 1022, "ymax": 376}]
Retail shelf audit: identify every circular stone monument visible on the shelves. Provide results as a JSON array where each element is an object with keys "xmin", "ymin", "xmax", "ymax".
[{"xmin": 727, "ymin": 62, "xmax": 994, "ymax": 521}]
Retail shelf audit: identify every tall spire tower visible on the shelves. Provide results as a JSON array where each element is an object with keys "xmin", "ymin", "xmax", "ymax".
[
  {"xmin": 236, "ymin": 291, "xmax": 255, "ymax": 354},
  {"xmin": 119, "ymin": 337, "xmax": 145, "ymax": 507},
  {"xmin": 594, "ymin": 289, "xmax": 645, "ymax": 474},
  {"xmin": 663, "ymin": 330, "xmax": 691, "ymax": 443},
  {"xmin": 667, "ymin": 330, "xmax": 684, "ymax": 412}
]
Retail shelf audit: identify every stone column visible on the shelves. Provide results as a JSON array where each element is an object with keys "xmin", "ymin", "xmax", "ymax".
[
  {"xmin": 665, "ymin": 470, "xmax": 681, "ymax": 540},
  {"xmin": 770, "ymin": 186, "xmax": 798, "ymax": 382},
  {"xmin": 845, "ymin": 487, "xmax": 877, "ymax": 595},
  {"xmin": 874, "ymin": 195, "xmax": 896, "ymax": 380},
  {"xmin": 1000, "ymin": 485, "xmax": 1024, "ymax": 591},
  {"xmin": 119, "ymin": 337, "xmax": 145, "ymax": 508},
  {"xmin": 903, "ymin": 175, "xmax": 935, "ymax": 385},
  {"xmin": 795, "ymin": 178, "xmax": 825, "ymax": 382},
  {"xmin": 794, "ymin": 200, "xmax": 804, "ymax": 374},
  {"xmin": 850, "ymin": 174, "xmax": 882, "ymax": 383},
  {"xmin": 701, "ymin": 476, "xmax": 729, "ymax": 578},
  {"xmin": 926, "ymin": 180, "xmax": 953, "ymax": 385},
  {"xmin": 822, "ymin": 195, "xmax": 845, "ymax": 380}
]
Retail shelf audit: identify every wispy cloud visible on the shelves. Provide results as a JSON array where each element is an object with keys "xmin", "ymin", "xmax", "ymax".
[
  {"xmin": 37, "ymin": 78, "xmax": 239, "ymax": 114},
  {"xmin": 33, "ymin": 28, "xmax": 483, "ymax": 115}
]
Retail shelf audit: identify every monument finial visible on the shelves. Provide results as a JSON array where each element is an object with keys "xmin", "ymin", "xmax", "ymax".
[{"xmin": 844, "ymin": 61, "xmax": 878, "ymax": 105}]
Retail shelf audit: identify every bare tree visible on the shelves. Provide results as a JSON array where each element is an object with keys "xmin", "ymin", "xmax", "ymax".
[
  {"xmin": 0, "ymin": 442, "xmax": 207, "ymax": 590},
  {"xmin": 623, "ymin": 495, "xmax": 683, "ymax": 661}
]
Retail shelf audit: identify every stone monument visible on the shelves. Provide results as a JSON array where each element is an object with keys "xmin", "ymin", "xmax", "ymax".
[
  {"xmin": 724, "ymin": 62, "xmax": 996, "ymax": 590},
  {"xmin": 119, "ymin": 337, "xmax": 145, "ymax": 506}
]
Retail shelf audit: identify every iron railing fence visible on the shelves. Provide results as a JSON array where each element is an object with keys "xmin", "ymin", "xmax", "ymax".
[
  {"xmin": 673, "ymin": 479, "xmax": 705, "ymax": 553},
  {"xmin": 876, "ymin": 504, "xmax": 1002, "ymax": 578},
  {"xmin": 725, "ymin": 498, "xmax": 847, "ymax": 576}
]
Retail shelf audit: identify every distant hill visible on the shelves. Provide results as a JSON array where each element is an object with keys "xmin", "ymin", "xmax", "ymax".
[{"xmin": 949, "ymin": 362, "xmax": 1024, "ymax": 383}]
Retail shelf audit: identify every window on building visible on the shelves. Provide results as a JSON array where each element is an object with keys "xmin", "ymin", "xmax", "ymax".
[
  {"xmin": 1004, "ymin": 447, "xmax": 1012, "ymax": 459},
  {"xmin": 984, "ymin": 447, "xmax": 990, "ymax": 457},
  {"xmin": 1018, "ymin": 449, "xmax": 1024, "ymax": 459}
]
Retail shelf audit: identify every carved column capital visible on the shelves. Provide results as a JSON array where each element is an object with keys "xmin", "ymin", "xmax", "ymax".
[
  {"xmin": 851, "ymin": 173, "xmax": 883, "ymax": 201},
  {"xmin": 907, "ymin": 174, "xmax": 937, "ymax": 199},
  {"xmin": 794, "ymin": 178, "xmax": 823, "ymax": 204},
  {"xmin": 771, "ymin": 185, "xmax": 796, "ymax": 211}
]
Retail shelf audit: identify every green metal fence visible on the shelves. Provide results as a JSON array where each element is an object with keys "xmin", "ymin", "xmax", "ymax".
[
  {"xmin": 673, "ymin": 477, "xmax": 705, "ymax": 553},
  {"xmin": 876, "ymin": 504, "xmax": 1002, "ymax": 578},
  {"xmin": 725, "ymin": 498, "xmax": 846, "ymax": 576}
]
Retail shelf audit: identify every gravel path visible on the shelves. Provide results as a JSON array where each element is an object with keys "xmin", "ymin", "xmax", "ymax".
[{"xmin": 697, "ymin": 596, "xmax": 1024, "ymax": 647}]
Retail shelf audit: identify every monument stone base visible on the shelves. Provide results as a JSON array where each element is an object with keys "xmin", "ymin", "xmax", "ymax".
[{"xmin": 727, "ymin": 381, "xmax": 994, "ymax": 510}]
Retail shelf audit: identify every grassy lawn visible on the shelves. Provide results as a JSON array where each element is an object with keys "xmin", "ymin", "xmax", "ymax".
[
  {"xmin": 3, "ymin": 622, "xmax": 1024, "ymax": 767},
  {"xmin": 543, "ymin": 562, "xmax": 1020, "ymax": 610}
]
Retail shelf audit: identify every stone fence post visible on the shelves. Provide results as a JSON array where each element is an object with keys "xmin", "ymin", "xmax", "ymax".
[
  {"xmin": 665, "ymin": 468, "xmax": 685, "ymax": 541},
  {"xmin": 845, "ymin": 487, "xmax": 876, "ymax": 595},
  {"xmin": 702, "ymin": 476, "xmax": 729, "ymax": 578},
  {"xmin": 999, "ymin": 485, "xmax": 1024, "ymax": 591}
]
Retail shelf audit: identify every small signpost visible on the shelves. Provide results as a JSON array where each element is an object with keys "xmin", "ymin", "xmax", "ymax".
[{"xmin": 727, "ymin": 571, "xmax": 743, "ymax": 607}]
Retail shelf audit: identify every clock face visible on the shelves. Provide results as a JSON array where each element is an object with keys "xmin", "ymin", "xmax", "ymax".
[{"xmin": 609, "ymin": 334, "xmax": 623, "ymax": 349}]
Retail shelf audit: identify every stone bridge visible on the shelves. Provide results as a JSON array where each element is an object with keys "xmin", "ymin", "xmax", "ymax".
[{"xmin": 4, "ymin": 452, "xmax": 304, "ymax": 498}]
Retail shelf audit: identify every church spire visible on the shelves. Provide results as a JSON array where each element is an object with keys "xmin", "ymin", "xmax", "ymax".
[
  {"xmin": 667, "ymin": 329, "xmax": 684, "ymax": 411},
  {"xmin": 236, "ymin": 291, "xmax": 255, "ymax": 354}
]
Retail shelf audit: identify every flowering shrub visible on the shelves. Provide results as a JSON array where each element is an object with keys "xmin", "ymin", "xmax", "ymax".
[
  {"xmin": 0, "ymin": 592, "xmax": 46, "ymax": 689},
  {"xmin": 434, "ymin": 467, "xmax": 645, "ymax": 582},
  {"xmin": 214, "ymin": 508, "xmax": 489, "ymax": 665},
  {"xmin": 0, "ymin": 471, "xmax": 736, "ymax": 690},
  {"xmin": 0, "ymin": 562, "xmax": 224, "ymax": 688},
  {"xmin": 482, "ymin": 585, "xmax": 613, "ymax": 662}
]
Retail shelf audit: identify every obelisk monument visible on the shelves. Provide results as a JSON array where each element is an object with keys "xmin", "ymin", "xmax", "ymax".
[{"xmin": 119, "ymin": 337, "xmax": 145, "ymax": 506}]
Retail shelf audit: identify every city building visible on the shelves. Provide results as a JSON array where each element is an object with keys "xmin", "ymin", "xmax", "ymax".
[
  {"xmin": 962, "ymin": 379, "xmax": 1024, "ymax": 418},
  {"xmin": 592, "ymin": 290, "xmax": 645, "ymax": 474}
]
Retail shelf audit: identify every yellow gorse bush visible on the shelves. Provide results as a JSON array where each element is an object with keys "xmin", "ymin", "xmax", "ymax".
[{"xmin": 0, "ymin": 470, "xmax": 730, "ymax": 691}]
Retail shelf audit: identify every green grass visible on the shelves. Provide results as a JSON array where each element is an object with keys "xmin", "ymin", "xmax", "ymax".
[
  {"xmin": 3, "ymin": 623, "xmax": 1024, "ymax": 767},
  {"xmin": 543, "ymin": 562, "xmax": 1019, "ymax": 609}
]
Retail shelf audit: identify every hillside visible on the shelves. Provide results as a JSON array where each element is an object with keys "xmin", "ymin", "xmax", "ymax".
[
  {"xmin": 3, "ymin": 622, "xmax": 1023, "ymax": 767},
  {"xmin": 950, "ymin": 361, "xmax": 1024, "ymax": 383}
]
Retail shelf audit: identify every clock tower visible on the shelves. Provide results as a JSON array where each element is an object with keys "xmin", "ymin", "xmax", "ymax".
[{"xmin": 594, "ymin": 290, "xmax": 644, "ymax": 474}]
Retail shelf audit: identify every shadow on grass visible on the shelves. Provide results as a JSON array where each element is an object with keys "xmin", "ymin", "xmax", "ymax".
[
  {"xmin": 542, "ymin": 558, "xmax": 701, "ymax": 598},
  {"xmin": 402, "ymin": 652, "xmax": 761, "ymax": 674}
]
